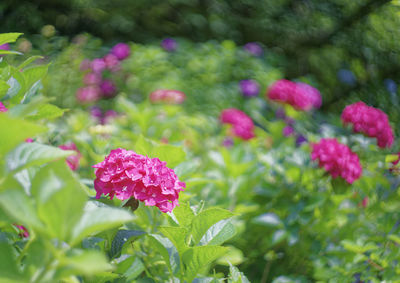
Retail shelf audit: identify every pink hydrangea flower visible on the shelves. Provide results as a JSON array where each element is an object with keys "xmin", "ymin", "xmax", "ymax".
[
  {"xmin": 341, "ymin": 101, "xmax": 394, "ymax": 148},
  {"xmin": 76, "ymin": 86, "xmax": 101, "ymax": 103},
  {"xmin": 14, "ymin": 224, "xmax": 29, "ymax": 238},
  {"xmin": 267, "ymin": 79, "xmax": 322, "ymax": 111},
  {"xmin": 93, "ymin": 148, "xmax": 185, "ymax": 213},
  {"xmin": 111, "ymin": 43, "xmax": 131, "ymax": 60},
  {"xmin": 311, "ymin": 138, "xmax": 362, "ymax": 184},
  {"xmin": 91, "ymin": 58, "xmax": 106, "ymax": 73},
  {"xmin": 59, "ymin": 143, "xmax": 82, "ymax": 171},
  {"xmin": 149, "ymin": 89, "xmax": 186, "ymax": 104},
  {"xmin": 83, "ymin": 72, "xmax": 102, "ymax": 85},
  {"xmin": 25, "ymin": 138, "xmax": 34, "ymax": 143},
  {"xmin": 0, "ymin": 102, "xmax": 7, "ymax": 112},
  {"xmin": 283, "ymin": 126, "xmax": 294, "ymax": 137},
  {"xmin": 220, "ymin": 108, "xmax": 255, "ymax": 140},
  {"xmin": 103, "ymin": 53, "xmax": 121, "ymax": 72},
  {"xmin": 100, "ymin": 80, "xmax": 117, "ymax": 98}
]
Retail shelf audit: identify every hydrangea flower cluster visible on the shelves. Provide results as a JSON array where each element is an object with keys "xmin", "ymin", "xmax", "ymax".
[
  {"xmin": 91, "ymin": 107, "xmax": 118, "ymax": 124},
  {"xmin": 267, "ymin": 79, "xmax": 322, "ymax": 111},
  {"xmin": 77, "ymin": 43, "xmax": 130, "ymax": 103},
  {"xmin": 311, "ymin": 138, "xmax": 362, "ymax": 184},
  {"xmin": 150, "ymin": 89, "xmax": 186, "ymax": 104},
  {"xmin": 220, "ymin": 108, "xmax": 255, "ymax": 140},
  {"xmin": 93, "ymin": 148, "xmax": 185, "ymax": 213},
  {"xmin": 59, "ymin": 143, "xmax": 82, "ymax": 171},
  {"xmin": 243, "ymin": 42, "xmax": 263, "ymax": 56},
  {"xmin": 239, "ymin": 80, "xmax": 260, "ymax": 97},
  {"xmin": 161, "ymin": 38, "xmax": 178, "ymax": 52},
  {"xmin": 0, "ymin": 102, "xmax": 7, "ymax": 112},
  {"xmin": 341, "ymin": 101, "xmax": 394, "ymax": 148}
]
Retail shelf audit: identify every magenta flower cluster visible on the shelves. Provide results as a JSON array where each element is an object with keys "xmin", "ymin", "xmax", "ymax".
[
  {"xmin": 91, "ymin": 107, "xmax": 118, "ymax": 124},
  {"xmin": 59, "ymin": 143, "xmax": 82, "ymax": 171},
  {"xmin": 93, "ymin": 148, "xmax": 185, "ymax": 213},
  {"xmin": 267, "ymin": 79, "xmax": 322, "ymax": 111},
  {"xmin": 149, "ymin": 89, "xmax": 186, "ymax": 104},
  {"xmin": 239, "ymin": 79, "xmax": 260, "ymax": 97},
  {"xmin": 0, "ymin": 102, "xmax": 7, "ymax": 112},
  {"xmin": 77, "ymin": 43, "xmax": 130, "ymax": 103},
  {"xmin": 311, "ymin": 138, "xmax": 362, "ymax": 184},
  {"xmin": 341, "ymin": 101, "xmax": 394, "ymax": 148},
  {"xmin": 220, "ymin": 108, "xmax": 255, "ymax": 140}
]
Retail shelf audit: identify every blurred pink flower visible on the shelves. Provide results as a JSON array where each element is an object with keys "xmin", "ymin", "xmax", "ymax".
[
  {"xmin": 83, "ymin": 72, "xmax": 102, "ymax": 85},
  {"xmin": 76, "ymin": 86, "xmax": 101, "ymax": 103},
  {"xmin": 103, "ymin": 53, "xmax": 121, "ymax": 72},
  {"xmin": 283, "ymin": 126, "xmax": 294, "ymax": 137},
  {"xmin": 25, "ymin": 138, "xmax": 34, "ymax": 143},
  {"xmin": 111, "ymin": 43, "xmax": 131, "ymax": 60},
  {"xmin": 93, "ymin": 148, "xmax": 185, "ymax": 213},
  {"xmin": 100, "ymin": 80, "xmax": 117, "ymax": 98},
  {"xmin": 311, "ymin": 138, "xmax": 362, "ymax": 184},
  {"xmin": 0, "ymin": 102, "xmax": 7, "ymax": 112},
  {"xmin": 220, "ymin": 108, "xmax": 255, "ymax": 140},
  {"xmin": 150, "ymin": 89, "xmax": 186, "ymax": 104},
  {"xmin": 14, "ymin": 224, "xmax": 29, "ymax": 238},
  {"xmin": 59, "ymin": 143, "xmax": 82, "ymax": 171},
  {"xmin": 91, "ymin": 58, "xmax": 106, "ymax": 73},
  {"xmin": 341, "ymin": 101, "xmax": 394, "ymax": 148}
]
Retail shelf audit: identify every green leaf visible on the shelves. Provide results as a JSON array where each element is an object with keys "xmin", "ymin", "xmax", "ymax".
[
  {"xmin": 385, "ymin": 154, "xmax": 399, "ymax": 163},
  {"xmin": 18, "ymin": 56, "xmax": 44, "ymax": 70},
  {"xmin": 134, "ymin": 135, "xmax": 154, "ymax": 155},
  {"xmin": 31, "ymin": 160, "xmax": 87, "ymax": 242},
  {"xmin": 216, "ymin": 246, "xmax": 244, "ymax": 266},
  {"xmin": 0, "ymin": 114, "xmax": 46, "ymax": 157},
  {"xmin": 191, "ymin": 208, "xmax": 235, "ymax": 245},
  {"xmin": 0, "ymin": 242, "xmax": 24, "ymax": 282},
  {"xmin": 110, "ymin": 230, "xmax": 145, "ymax": 258},
  {"xmin": 172, "ymin": 202, "xmax": 195, "ymax": 227},
  {"xmin": 252, "ymin": 213, "xmax": 283, "ymax": 228},
  {"xmin": 57, "ymin": 250, "xmax": 112, "ymax": 278},
  {"xmin": 6, "ymin": 68, "xmax": 25, "ymax": 103},
  {"xmin": 152, "ymin": 144, "xmax": 186, "ymax": 168},
  {"xmin": 159, "ymin": 226, "xmax": 188, "ymax": 254},
  {"xmin": 71, "ymin": 201, "xmax": 134, "ymax": 245},
  {"xmin": 0, "ymin": 50, "xmax": 22, "ymax": 56},
  {"xmin": 0, "ymin": 183, "xmax": 43, "ymax": 229},
  {"xmin": 199, "ymin": 219, "xmax": 236, "ymax": 246},
  {"xmin": 228, "ymin": 263, "xmax": 250, "ymax": 283},
  {"xmin": 6, "ymin": 142, "xmax": 74, "ymax": 172},
  {"xmin": 0, "ymin": 81, "xmax": 10, "ymax": 98},
  {"xmin": 26, "ymin": 104, "xmax": 66, "ymax": 120},
  {"xmin": 115, "ymin": 255, "xmax": 145, "ymax": 281},
  {"xmin": 148, "ymin": 234, "xmax": 180, "ymax": 274},
  {"xmin": 0, "ymin": 33, "xmax": 23, "ymax": 45},
  {"xmin": 23, "ymin": 65, "xmax": 48, "ymax": 89},
  {"xmin": 182, "ymin": 246, "xmax": 228, "ymax": 282}
]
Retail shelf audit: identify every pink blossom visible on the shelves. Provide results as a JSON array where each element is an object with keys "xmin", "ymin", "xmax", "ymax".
[
  {"xmin": 311, "ymin": 138, "xmax": 362, "ymax": 184},
  {"xmin": 14, "ymin": 224, "xmax": 29, "ymax": 238},
  {"xmin": 0, "ymin": 102, "xmax": 7, "ymax": 112},
  {"xmin": 93, "ymin": 148, "xmax": 185, "ymax": 213},
  {"xmin": 111, "ymin": 43, "xmax": 131, "ymax": 60},
  {"xmin": 267, "ymin": 79, "xmax": 322, "ymax": 111},
  {"xmin": 76, "ymin": 86, "xmax": 101, "ymax": 103},
  {"xmin": 283, "ymin": 126, "xmax": 294, "ymax": 137},
  {"xmin": 83, "ymin": 72, "xmax": 102, "ymax": 85},
  {"xmin": 0, "ymin": 43, "xmax": 10, "ymax": 57},
  {"xmin": 103, "ymin": 53, "xmax": 121, "ymax": 72},
  {"xmin": 149, "ymin": 89, "xmax": 186, "ymax": 104},
  {"xmin": 91, "ymin": 58, "xmax": 106, "ymax": 73},
  {"xmin": 25, "ymin": 138, "xmax": 34, "ymax": 143},
  {"xmin": 341, "ymin": 101, "xmax": 394, "ymax": 148},
  {"xmin": 220, "ymin": 108, "xmax": 255, "ymax": 140},
  {"xmin": 100, "ymin": 80, "xmax": 117, "ymax": 98},
  {"xmin": 59, "ymin": 143, "xmax": 82, "ymax": 171}
]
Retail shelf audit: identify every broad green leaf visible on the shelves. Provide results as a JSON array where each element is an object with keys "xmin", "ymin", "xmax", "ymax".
[
  {"xmin": 18, "ymin": 56, "xmax": 44, "ymax": 70},
  {"xmin": 56, "ymin": 250, "xmax": 112, "ymax": 278},
  {"xmin": 0, "ymin": 242, "xmax": 24, "ymax": 282},
  {"xmin": 217, "ymin": 246, "xmax": 244, "ymax": 266},
  {"xmin": 148, "ymin": 234, "xmax": 180, "ymax": 274},
  {"xmin": 0, "ymin": 183, "xmax": 43, "ymax": 229},
  {"xmin": 228, "ymin": 263, "xmax": 250, "ymax": 283},
  {"xmin": 115, "ymin": 256, "xmax": 145, "ymax": 281},
  {"xmin": 159, "ymin": 226, "xmax": 188, "ymax": 254},
  {"xmin": 71, "ymin": 201, "xmax": 134, "ymax": 245},
  {"xmin": 26, "ymin": 104, "xmax": 66, "ymax": 120},
  {"xmin": 110, "ymin": 230, "xmax": 145, "ymax": 258},
  {"xmin": 0, "ymin": 114, "xmax": 46, "ymax": 156},
  {"xmin": 385, "ymin": 154, "xmax": 399, "ymax": 163},
  {"xmin": 0, "ymin": 33, "xmax": 23, "ymax": 45},
  {"xmin": 6, "ymin": 142, "xmax": 74, "ymax": 172},
  {"xmin": 199, "ymin": 219, "xmax": 236, "ymax": 246},
  {"xmin": 134, "ymin": 135, "xmax": 154, "ymax": 155},
  {"xmin": 182, "ymin": 246, "xmax": 228, "ymax": 282},
  {"xmin": 191, "ymin": 208, "xmax": 235, "ymax": 245},
  {"xmin": 152, "ymin": 144, "xmax": 186, "ymax": 168},
  {"xmin": 6, "ymin": 67, "xmax": 25, "ymax": 103},
  {"xmin": 388, "ymin": 234, "xmax": 400, "ymax": 245},
  {"xmin": 23, "ymin": 65, "xmax": 48, "ymax": 89},
  {"xmin": 252, "ymin": 213, "xmax": 283, "ymax": 228},
  {"xmin": 31, "ymin": 161, "xmax": 87, "ymax": 242},
  {"xmin": 0, "ymin": 80, "xmax": 10, "ymax": 98},
  {"xmin": 172, "ymin": 202, "xmax": 195, "ymax": 227},
  {"xmin": 0, "ymin": 50, "xmax": 22, "ymax": 56}
]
